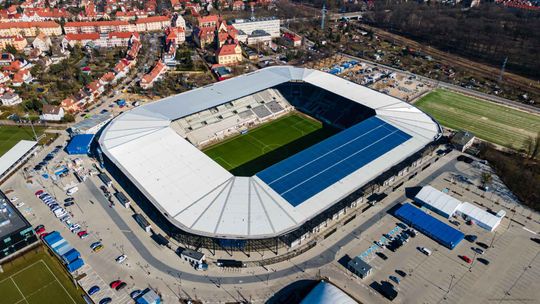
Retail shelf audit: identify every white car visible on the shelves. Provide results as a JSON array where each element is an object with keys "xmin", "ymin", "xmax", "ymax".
[
  {"xmin": 15, "ymin": 202, "xmax": 25, "ymax": 208},
  {"xmin": 10, "ymin": 196, "xmax": 18, "ymax": 202},
  {"xmin": 115, "ymin": 254, "xmax": 127, "ymax": 264}
]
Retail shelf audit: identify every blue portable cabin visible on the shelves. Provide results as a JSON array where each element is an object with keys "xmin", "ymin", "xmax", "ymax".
[
  {"xmin": 55, "ymin": 243, "xmax": 73, "ymax": 256},
  {"xmin": 43, "ymin": 231, "xmax": 61, "ymax": 245},
  {"xmin": 62, "ymin": 248, "xmax": 81, "ymax": 264},
  {"xmin": 66, "ymin": 258, "xmax": 84, "ymax": 273},
  {"xmin": 51, "ymin": 239, "xmax": 67, "ymax": 252},
  {"xmin": 394, "ymin": 203, "xmax": 464, "ymax": 249}
]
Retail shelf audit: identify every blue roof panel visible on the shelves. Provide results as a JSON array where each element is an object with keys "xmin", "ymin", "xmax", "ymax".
[
  {"xmin": 257, "ymin": 117, "xmax": 411, "ymax": 207},
  {"xmin": 394, "ymin": 203, "xmax": 464, "ymax": 249},
  {"xmin": 66, "ymin": 134, "xmax": 95, "ymax": 155}
]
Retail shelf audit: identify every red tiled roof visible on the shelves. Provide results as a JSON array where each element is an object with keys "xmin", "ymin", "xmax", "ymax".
[
  {"xmin": 0, "ymin": 21, "xmax": 59, "ymax": 29},
  {"xmin": 65, "ymin": 33, "xmax": 100, "ymax": 41},
  {"xmin": 197, "ymin": 15, "xmax": 218, "ymax": 25},
  {"xmin": 65, "ymin": 20, "xmax": 129, "ymax": 27},
  {"xmin": 108, "ymin": 31, "xmax": 139, "ymax": 39},
  {"xmin": 217, "ymin": 43, "xmax": 239, "ymax": 56},
  {"xmin": 135, "ymin": 16, "xmax": 169, "ymax": 24}
]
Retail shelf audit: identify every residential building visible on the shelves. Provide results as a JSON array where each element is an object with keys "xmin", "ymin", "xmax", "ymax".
[
  {"xmin": 115, "ymin": 10, "xmax": 149, "ymax": 21},
  {"xmin": 0, "ymin": 35, "xmax": 27, "ymax": 51},
  {"xmin": 231, "ymin": 17, "xmax": 280, "ymax": 38},
  {"xmin": 135, "ymin": 16, "xmax": 170, "ymax": 32},
  {"xmin": 232, "ymin": 1, "xmax": 245, "ymax": 10},
  {"xmin": 197, "ymin": 15, "xmax": 219, "ymax": 27},
  {"xmin": 12, "ymin": 69, "xmax": 32, "ymax": 86},
  {"xmin": 193, "ymin": 26, "xmax": 215, "ymax": 48},
  {"xmin": 171, "ymin": 13, "xmax": 186, "ymax": 29},
  {"xmin": 140, "ymin": 60, "xmax": 167, "ymax": 89},
  {"xmin": 246, "ymin": 30, "xmax": 272, "ymax": 45},
  {"xmin": 32, "ymin": 31, "xmax": 52, "ymax": 52},
  {"xmin": 215, "ymin": 42, "xmax": 242, "ymax": 65},
  {"xmin": 62, "ymin": 33, "xmax": 100, "ymax": 48},
  {"xmin": 40, "ymin": 104, "xmax": 64, "ymax": 121},
  {"xmin": 105, "ymin": 32, "xmax": 139, "ymax": 47},
  {"xmin": 283, "ymin": 32, "xmax": 302, "ymax": 47},
  {"xmin": 0, "ymin": 21, "xmax": 62, "ymax": 37},
  {"xmin": 0, "ymin": 52, "xmax": 14, "ymax": 66},
  {"xmin": 61, "ymin": 98, "xmax": 81, "ymax": 113},
  {"xmin": 165, "ymin": 27, "xmax": 185, "ymax": 46},
  {"xmin": 0, "ymin": 92, "xmax": 22, "ymax": 105},
  {"xmin": 0, "ymin": 71, "xmax": 10, "ymax": 83},
  {"xmin": 64, "ymin": 21, "xmax": 134, "ymax": 34}
]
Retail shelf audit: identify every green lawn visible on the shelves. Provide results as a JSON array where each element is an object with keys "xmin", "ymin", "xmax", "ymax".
[
  {"xmin": 415, "ymin": 89, "xmax": 540, "ymax": 150},
  {"xmin": 0, "ymin": 247, "xmax": 85, "ymax": 304},
  {"xmin": 204, "ymin": 113, "xmax": 338, "ymax": 176},
  {"xmin": 0, "ymin": 126, "xmax": 44, "ymax": 157}
]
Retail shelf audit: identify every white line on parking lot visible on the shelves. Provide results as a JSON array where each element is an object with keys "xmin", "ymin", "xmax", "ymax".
[{"xmin": 522, "ymin": 227, "xmax": 537, "ymax": 235}]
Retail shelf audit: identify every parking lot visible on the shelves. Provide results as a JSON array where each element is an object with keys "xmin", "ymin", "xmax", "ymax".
[{"xmin": 337, "ymin": 159, "xmax": 540, "ymax": 304}]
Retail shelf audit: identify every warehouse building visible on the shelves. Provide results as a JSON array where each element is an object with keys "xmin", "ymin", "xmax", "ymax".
[
  {"xmin": 0, "ymin": 140, "xmax": 38, "ymax": 184},
  {"xmin": 348, "ymin": 256, "xmax": 372, "ymax": 279},
  {"xmin": 69, "ymin": 112, "xmax": 113, "ymax": 135}
]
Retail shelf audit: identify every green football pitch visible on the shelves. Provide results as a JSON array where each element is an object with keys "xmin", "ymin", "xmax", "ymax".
[
  {"xmin": 0, "ymin": 248, "xmax": 84, "ymax": 304},
  {"xmin": 0, "ymin": 126, "xmax": 44, "ymax": 157},
  {"xmin": 203, "ymin": 113, "xmax": 338, "ymax": 176},
  {"xmin": 415, "ymin": 89, "xmax": 540, "ymax": 150}
]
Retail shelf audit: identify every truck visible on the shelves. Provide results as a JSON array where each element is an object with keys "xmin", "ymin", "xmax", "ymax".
[{"xmin": 216, "ymin": 259, "xmax": 246, "ymax": 268}]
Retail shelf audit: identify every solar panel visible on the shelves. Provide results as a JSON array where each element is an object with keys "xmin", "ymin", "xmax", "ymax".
[{"xmin": 257, "ymin": 117, "xmax": 411, "ymax": 206}]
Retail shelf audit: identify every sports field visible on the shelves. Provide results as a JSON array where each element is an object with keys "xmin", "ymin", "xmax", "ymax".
[
  {"xmin": 204, "ymin": 113, "xmax": 338, "ymax": 176},
  {"xmin": 0, "ymin": 126, "xmax": 44, "ymax": 157},
  {"xmin": 415, "ymin": 89, "xmax": 540, "ymax": 150},
  {"xmin": 0, "ymin": 248, "xmax": 84, "ymax": 304}
]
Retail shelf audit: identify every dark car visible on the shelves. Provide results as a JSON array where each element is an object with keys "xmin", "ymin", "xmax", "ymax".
[
  {"xmin": 477, "ymin": 258, "xmax": 490, "ymax": 265},
  {"xmin": 477, "ymin": 242, "xmax": 489, "ymax": 249},
  {"xmin": 88, "ymin": 285, "xmax": 100, "ymax": 295},
  {"xmin": 531, "ymin": 238, "xmax": 540, "ymax": 244},
  {"xmin": 457, "ymin": 155, "xmax": 474, "ymax": 163},
  {"xmin": 465, "ymin": 235, "xmax": 478, "ymax": 242},
  {"xmin": 64, "ymin": 197, "xmax": 75, "ymax": 203},
  {"xmin": 99, "ymin": 298, "xmax": 112, "ymax": 304},
  {"xmin": 115, "ymin": 282, "xmax": 127, "ymax": 291},
  {"xmin": 395, "ymin": 269, "xmax": 407, "ymax": 277},
  {"xmin": 64, "ymin": 201, "xmax": 74, "ymax": 207},
  {"xmin": 376, "ymin": 252, "xmax": 388, "ymax": 260},
  {"xmin": 130, "ymin": 290, "xmax": 142, "ymax": 299}
]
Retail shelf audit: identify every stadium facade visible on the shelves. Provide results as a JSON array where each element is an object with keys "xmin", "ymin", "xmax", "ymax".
[{"xmin": 99, "ymin": 66, "xmax": 441, "ymax": 252}]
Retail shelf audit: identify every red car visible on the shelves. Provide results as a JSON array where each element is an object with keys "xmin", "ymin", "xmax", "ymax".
[
  {"xmin": 460, "ymin": 255, "xmax": 472, "ymax": 264},
  {"xmin": 39, "ymin": 232, "xmax": 49, "ymax": 239},
  {"xmin": 109, "ymin": 280, "xmax": 123, "ymax": 289},
  {"xmin": 77, "ymin": 231, "xmax": 89, "ymax": 239},
  {"xmin": 35, "ymin": 190, "xmax": 44, "ymax": 196},
  {"xmin": 35, "ymin": 227, "xmax": 46, "ymax": 235}
]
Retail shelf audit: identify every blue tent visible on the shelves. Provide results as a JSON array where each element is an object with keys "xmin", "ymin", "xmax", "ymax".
[
  {"xmin": 394, "ymin": 203, "xmax": 464, "ymax": 249},
  {"xmin": 66, "ymin": 134, "xmax": 94, "ymax": 155}
]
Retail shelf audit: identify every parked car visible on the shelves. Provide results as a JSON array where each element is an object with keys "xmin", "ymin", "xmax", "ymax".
[
  {"xmin": 472, "ymin": 247, "xmax": 485, "ymax": 255},
  {"xmin": 460, "ymin": 255, "xmax": 472, "ymax": 264},
  {"xmin": 115, "ymin": 282, "xmax": 127, "ymax": 291},
  {"xmin": 477, "ymin": 258, "xmax": 490, "ymax": 265},
  {"xmin": 64, "ymin": 197, "xmax": 75, "ymax": 203},
  {"xmin": 35, "ymin": 224, "xmax": 44, "ymax": 231},
  {"xmin": 376, "ymin": 252, "xmax": 388, "ymax": 260},
  {"xmin": 465, "ymin": 235, "xmax": 478, "ymax": 242},
  {"xmin": 449, "ymin": 220, "xmax": 460, "ymax": 226},
  {"xmin": 9, "ymin": 196, "xmax": 18, "ymax": 202},
  {"xmin": 93, "ymin": 245, "xmax": 104, "ymax": 252},
  {"xmin": 130, "ymin": 290, "xmax": 142, "ymax": 299},
  {"xmin": 35, "ymin": 190, "xmax": 44, "ymax": 196},
  {"xmin": 477, "ymin": 242, "xmax": 489, "ymax": 249},
  {"xmin": 395, "ymin": 269, "xmax": 407, "ymax": 277},
  {"xmin": 389, "ymin": 275, "xmax": 401, "ymax": 284},
  {"xmin": 64, "ymin": 201, "xmax": 74, "ymax": 207},
  {"xmin": 99, "ymin": 297, "xmax": 112, "ymax": 304},
  {"xmin": 109, "ymin": 280, "xmax": 122, "ymax": 289},
  {"xmin": 457, "ymin": 155, "xmax": 474, "ymax": 163},
  {"xmin": 419, "ymin": 247, "xmax": 432, "ymax": 256},
  {"xmin": 77, "ymin": 231, "xmax": 89, "ymax": 239},
  {"xmin": 90, "ymin": 242, "xmax": 102, "ymax": 250},
  {"xmin": 88, "ymin": 285, "xmax": 100, "ymax": 295},
  {"xmin": 115, "ymin": 254, "xmax": 127, "ymax": 264},
  {"xmin": 35, "ymin": 227, "xmax": 46, "ymax": 235}
]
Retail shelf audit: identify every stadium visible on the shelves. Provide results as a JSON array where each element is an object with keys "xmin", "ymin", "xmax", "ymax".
[{"xmin": 98, "ymin": 66, "xmax": 441, "ymax": 253}]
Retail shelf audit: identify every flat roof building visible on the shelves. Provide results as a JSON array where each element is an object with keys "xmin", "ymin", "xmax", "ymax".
[
  {"xmin": 414, "ymin": 185, "xmax": 461, "ymax": 218},
  {"xmin": 0, "ymin": 140, "xmax": 37, "ymax": 184},
  {"xmin": 348, "ymin": 256, "xmax": 372, "ymax": 279},
  {"xmin": 70, "ymin": 113, "xmax": 113, "ymax": 135},
  {"xmin": 0, "ymin": 190, "xmax": 38, "ymax": 261}
]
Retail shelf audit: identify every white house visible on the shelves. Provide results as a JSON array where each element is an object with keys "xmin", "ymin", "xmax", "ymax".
[
  {"xmin": 0, "ymin": 92, "xmax": 22, "ymax": 106},
  {"xmin": 40, "ymin": 104, "xmax": 65, "ymax": 121}
]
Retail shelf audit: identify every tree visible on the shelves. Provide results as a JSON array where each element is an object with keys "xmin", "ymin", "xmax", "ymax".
[
  {"xmin": 4, "ymin": 44, "xmax": 18, "ymax": 55},
  {"xmin": 480, "ymin": 172, "xmax": 492, "ymax": 188}
]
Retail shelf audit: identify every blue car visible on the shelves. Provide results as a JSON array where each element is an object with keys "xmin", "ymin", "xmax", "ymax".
[
  {"xmin": 90, "ymin": 242, "xmax": 102, "ymax": 250},
  {"xmin": 88, "ymin": 285, "xmax": 100, "ymax": 295},
  {"xmin": 99, "ymin": 297, "xmax": 112, "ymax": 304},
  {"xmin": 130, "ymin": 289, "xmax": 142, "ymax": 299}
]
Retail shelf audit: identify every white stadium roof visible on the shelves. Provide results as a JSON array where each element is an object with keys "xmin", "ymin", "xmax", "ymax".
[
  {"xmin": 99, "ymin": 66, "xmax": 441, "ymax": 239},
  {"xmin": 300, "ymin": 281, "xmax": 358, "ymax": 304}
]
